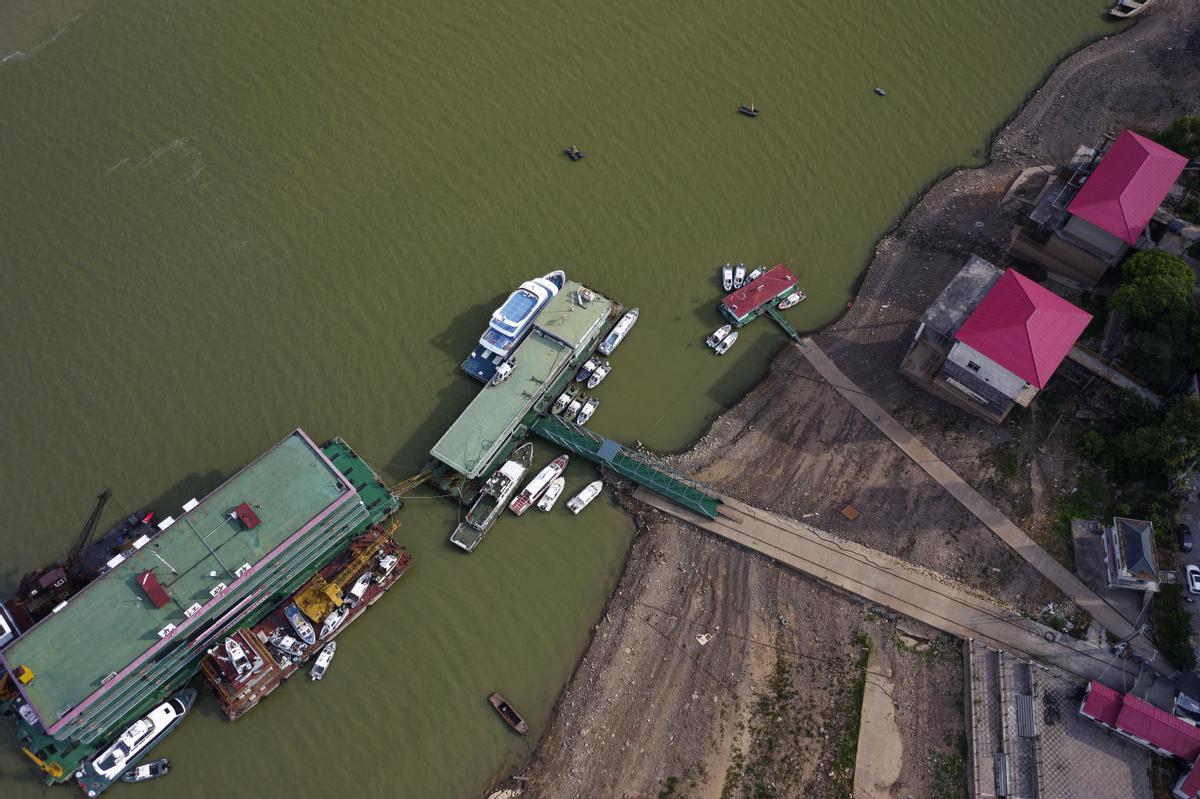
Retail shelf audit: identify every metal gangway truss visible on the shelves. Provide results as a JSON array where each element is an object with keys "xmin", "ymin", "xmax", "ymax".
[{"xmin": 530, "ymin": 415, "xmax": 722, "ymax": 519}]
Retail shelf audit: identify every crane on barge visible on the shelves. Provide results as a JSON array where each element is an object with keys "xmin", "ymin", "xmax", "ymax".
[{"xmin": 295, "ymin": 518, "xmax": 399, "ymax": 621}]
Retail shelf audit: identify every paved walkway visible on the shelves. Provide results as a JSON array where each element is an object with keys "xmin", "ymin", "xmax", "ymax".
[
  {"xmin": 852, "ymin": 645, "xmax": 902, "ymax": 799},
  {"xmin": 1066, "ymin": 345, "xmax": 1161, "ymax": 407},
  {"xmin": 791, "ymin": 337, "xmax": 1171, "ymax": 676},
  {"xmin": 635, "ymin": 488, "xmax": 1147, "ymax": 688}
]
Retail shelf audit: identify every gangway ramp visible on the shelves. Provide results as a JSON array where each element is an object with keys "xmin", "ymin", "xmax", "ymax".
[{"xmin": 530, "ymin": 415, "xmax": 722, "ymax": 520}]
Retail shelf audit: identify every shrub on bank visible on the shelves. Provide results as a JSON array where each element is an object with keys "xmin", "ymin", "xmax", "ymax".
[{"xmin": 1152, "ymin": 584, "xmax": 1196, "ymax": 671}]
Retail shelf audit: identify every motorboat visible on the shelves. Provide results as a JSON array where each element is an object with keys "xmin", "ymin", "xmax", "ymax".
[
  {"xmin": 874, "ymin": 87, "xmax": 887, "ymax": 97},
  {"xmin": 777, "ymin": 291, "xmax": 806, "ymax": 310},
  {"xmin": 564, "ymin": 398, "xmax": 583, "ymax": 420},
  {"xmin": 576, "ymin": 397, "xmax": 600, "ymax": 425},
  {"xmin": 310, "ymin": 641, "xmax": 337, "ymax": 681},
  {"xmin": 705, "ymin": 324, "xmax": 732, "ymax": 349},
  {"xmin": 586, "ymin": 362, "xmax": 611, "ymax": 389},
  {"xmin": 721, "ymin": 264, "xmax": 734, "ymax": 291},
  {"xmin": 284, "ymin": 603, "xmax": 316, "ymax": 646},
  {"xmin": 537, "ymin": 477, "xmax": 566, "ymax": 511},
  {"xmin": 575, "ymin": 357, "xmax": 600, "ymax": 383},
  {"xmin": 374, "ymin": 553, "xmax": 399, "ymax": 584},
  {"xmin": 738, "ymin": 103, "xmax": 759, "ymax": 118},
  {"xmin": 510, "ymin": 455, "xmax": 569, "ymax": 516},
  {"xmin": 76, "ymin": 689, "xmax": 196, "ymax": 797},
  {"xmin": 490, "ymin": 358, "xmax": 517, "ymax": 386},
  {"xmin": 733, "ymin": 265, "xmax": 746, "ymax": 288},
  {"xmin": 489, "ymin": 692, "xmax": 529, "ymax": 735},
  {"xmin": 344, "ymin": 571, "xmax": 372, "ymax": 606},
  {"xmin": 268, "ymin": 632, "xmax": 307, "ymax": 658},
  {"xmin": 565, "ymin": 145, "xmax": 584, "ymax": 161},
  {"xmin": 551, "ymin": 390, "xmax": 572, "ymax": 415},
  {"xmin": 714, "ymin": 330, "xmax": 739, "ymax": 355},
  {"xmin": 319, "ymin": 606, "xmax": 349, "ymax": 639},
  {"xmin": 598, "ymin": 307, "xmax": 639, "ymax": 355},
  {"xmin": 463, "ymin": 271, "xmax": 566, "ymax": 382},
  {"xmin": 224, "ymin": 637, "xmax": 253, "ymax": 679},
  {"xmin": 1110, "ymin": 0, "xmax": 1152, "ymax": 17},
  {"xmin": 450, "ymin": 443, "xmax": 534, "ymax": 552},
  {"xmin": 567, "ymin": 480, "xmax": 603, "ymax": 514},
  {"xmin": 746, "ymin": 267, "xmax": 764, "ymax": 283},
  {"xmin": 121, "ymin": 759, "xmax": 169, "ymax": 784}
]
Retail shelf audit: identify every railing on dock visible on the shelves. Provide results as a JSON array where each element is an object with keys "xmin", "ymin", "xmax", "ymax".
[
  {"xmin": 766, "ymin": 306, "xmax": 803, "ymax": 341},
  {"xmin": 529, "ymin": 415, "xmax": 722, "ymax": 519}
]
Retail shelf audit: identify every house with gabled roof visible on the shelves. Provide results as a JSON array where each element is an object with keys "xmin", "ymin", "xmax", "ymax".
[
  {"xmin": 1105, "ymin": 516, "xmax": 1160, "ymax": 592},
  {"xmin": 900, "ymin": 255, "xmax": 1092, "ymax": 423},
  {"xmin": 1009, "ymin": 130, "xmax": 1189, "ymax": 286}
]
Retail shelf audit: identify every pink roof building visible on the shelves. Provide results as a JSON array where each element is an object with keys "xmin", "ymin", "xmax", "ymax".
[{"xmin": 720, "ymin": 265, "xmax": 799, "ymax": 325}]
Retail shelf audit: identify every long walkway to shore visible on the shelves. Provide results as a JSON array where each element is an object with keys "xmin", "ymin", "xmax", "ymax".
[{"xmin": 790, "ymin": 337, "xmax": 1171, "ymax": 676}]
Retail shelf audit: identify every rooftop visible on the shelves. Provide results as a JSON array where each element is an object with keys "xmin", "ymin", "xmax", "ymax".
[
  {"xmin": 1113, "ymin": 517, "xmax": 1158, "ymax": 580},
  {"xmin": 954, "ymin": 269, "xmax": 1092, "ymax": 389},
  {"xmin": 721, "ymin": 265, "xmax": 798, "ymax": 321},
  {"xmin": 919, "ymin": 255, "xmax": 1003, "ymax": 336},
  {"xmin": 1, "ymin": 431, "xmax": 351, "ymax": 727},
  {"xmin": 534, "ymin": 282, "xmax": 615, "ymax": 351},
  {"xmin": 1067, "ymin": 130, "xmax": 1188, "ymax": 245}
]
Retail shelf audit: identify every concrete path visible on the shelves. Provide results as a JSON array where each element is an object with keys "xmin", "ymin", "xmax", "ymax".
[
  {"xmin": 635, "ymin": 488, "xmax": 1147, "ymax": 688},
  {"xmin": 1066, "ymin": 345, "xmax": 1161, "ymax": 407},
  {"xmin": 791, "ymin": 337, "xmax": 1170, "ymax": 675},
  {"xmin": 852, "ymin": 646, "xmax": 902, "ymax": 799}
]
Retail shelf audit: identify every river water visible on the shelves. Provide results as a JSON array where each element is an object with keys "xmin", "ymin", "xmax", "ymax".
[{"xmin": 0, "ymin": 2, "xmax": 1118, "ymax": 796}]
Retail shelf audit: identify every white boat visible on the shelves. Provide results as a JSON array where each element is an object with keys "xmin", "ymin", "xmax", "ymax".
[
  {"xmin": 464, "ymin": 270, "xmax": 566, "ymax": 383},
  {"xmin": 284, "ymin": 603, "xmax": 316, "ymax": 646},
  {"xmin": 551, "ymin": 391, "xmax": 572, "ymax": 414},
  {"xmin": 575, "ymin": 357, "xmax": 600, "ymax": 383},
  {"xmin": 705, "ymin": 324, "xmax": 732, "ymax": 349},
  {"xmin": 268, "ymin": 632, "xmax": 307, "ymax": 658},
  {"xmin": 319, "ymin": 606, "xmax": 348, "ymax": 639},
  {"xmin": 310, "ymin": 641, "xmax": 336, "ymax": 681},
  {"xmin": 778, "ymin": 291, "xmax": 805, "ymax": 310},
  {"xmin": 576, "ymin": 397, "xmax": 600, "ymax": 425},
  {"xmin": 565, "ymin": 398, "xmax": 583, "ymax": 420},
  {"xmin": 714, "ymin": 330, "xmax": 739, "ymax": 355},
  {"xmin": 733, "ymin": 265, "xmax": 746, "ymax": 288},
  {"xmin": 1110, "ymin": 0, "xmax": 1152, "ymax": 17},
  {"xmin": 721, "ymin": 264, "xmax": 734, "ymax": 291},
  {"xmin": 345, "ymin": 571, "xmax": 372, "ymax": 606},
  {"xmin": 566, "ymin": 480, "xmax": 604, "ymax": 514},
  {"xmin": 490, "ymin": 358, "xmax": 517, "ymax": 386},
  {"xmin": 537, "ymin": 477, "xmax": 566, "ymax": 511},
  {"xmin": 77, "ymin": 690, "xmax": 196, "ymax": 796},
  {"xmin": 746, "ymin": 267, "xmax": 764, "ymax": 283},
  {"xmin": 510, "ymin": 455, "xmax": 569, "ymax": 515},
  {"xmin": 450, "ymin": 443, "xmax": 534, "ymax": 552},
  {"xmin": 598, "ymin": 307, "xmax": 640, "ymax": 355},
  {"xmin": 374, "ymin": 553, "xmax": 399, "ymax": 584},
  {"xmin": 586, "ymin": 362, "xmax": 611, "ymax": 389},
  {"xmin": 224, "ymin": 637, "xmax": 253, "ymax": 679}
]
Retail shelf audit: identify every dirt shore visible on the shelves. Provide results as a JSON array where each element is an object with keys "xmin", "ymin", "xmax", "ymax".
[{"xmin": 512, "ymin": 6, "xmax": 1200, "ymax": 798}]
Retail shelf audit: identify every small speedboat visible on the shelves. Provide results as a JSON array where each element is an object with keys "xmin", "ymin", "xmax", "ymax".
[
  {"xmin": 586, "ymin": 362, "xmax": 611, "ymax": 389},
  {"xmin": 537, "ymin": 477, "xmax": 566, "ymax": 511},
  {"xmin": 565, "ymin": 398, "xmax": 583, "ymax": 421},
  {"xmin": 714, "ymin": 330, "xmax": 739, "ymax": 355},
  {"xmin": 1110, "ymin": 0, "xmax": 1152, "ymax": 18},
  {"xmin": 511, "ymin": 454, "xmax": 569, "ymax": 516},
  {"xmin": 268, "ymin": 632, "xmax": 307, "ymax": 658},
  {"xmin": 224, "ymin": 637, "xmax": 253, "ymax": 679},
  {"xmin": 575, "ymin": 357, "xmax": 600, "ymax": 383},
  {"xmin": 319, "ymin": 606, "xmax": 348, "ymax": 639},
  {"xmin": 746, "ymin": 267, "xmax": 764, "ymax": 283},
  {"xmin": 551, "ymin": 391, "xmax": 572, "ymax": 415},
  {"xmin": 873, "ymin": 87, "xmax": 887, "ymax": 97},
  {"xmin": 567, "ymin": 480, "xmax": 603, "ymax": 514},
  {"xmin": 777, "ymin": 291, "xmax": 806, "ymax": 310},
  {"xmin": 310, "ymin": 641, "xmax": 336, "ymax": 681},
  {"xmin": 738, "ymin": 103, "xmax": 759, "ymax": 118},
  {"xmin": 576, "ymin": 397, "xmax": 600, "ymax": 425},
  {"xmin": 565, "ymin": 145, "xmax": 584, "ymax": 161},
  {"xmin": 489, "ymin": 692, "xmax": 529, "ymax": 735},
  {"xmin": 345, "ymin": 571, "xmax": 372, "ymax": 606},
  {"xmin": 733, "ymin": 265, "xmax": 746, "ymax": 288},
  {"xmin": 721, "ymin": 264, "xmax": 734, "ymax": 291},
  {"xmin": 284, "ymin": 603, "xmax": 316, "ymax": 646},
  {"xmin": 121, "ymin": 759, "xmax": 169, "ymax": 784},
  {"xmin": 598, "ymin": 307, "xmax": 639, "ymax": 355},
  {"xmin": 490, "ymin": 358, "xmax": 516, "ymax": 386},
  {"xmin": 705, "ymin": 324, "xmax": 732, "ymax": 349},
  {"xmin": 374, "ymin": 553, "xmax": 399, "ymax": 584}
]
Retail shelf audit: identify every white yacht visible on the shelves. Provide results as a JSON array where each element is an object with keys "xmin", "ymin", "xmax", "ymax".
[
  {"xmin": 551, "ymin": 391, "xmax": 572, "ymax": 414},
  {"xmin": 705, "ymin": 325, "xmax": 732, "ymax": 349},
  {"xmin": 567, "ymin": 481, "xmax": 604, "ymax": 514},
  {"xmin": 77, "ymin": 689, "xmax": 196, "ymax": 796},
  {"xmin": 463, "ymin": 270, "xmax": 566, "ymax": 383},
  {"xmin": 714, "ymin": 330, "xmax": 739, "ymax": 355},
  {"xmin": 510, "ymin": 455, "xmax": 569, "ymax": 516},
  {"xmin": 733, "ymin": 264, "xmax": 746, "ymax": 288},
  {"xmin": 576, "ymin": 397, "xmax": 599, "ymax": 425},
  {"xmin": 310, "ymin": 641, "xmax": 336, "ymax": 681},
  {"xmin": 537, "ymin": 477, "xmax": 566, "ymax": 511},
  {"xmin": 586, "ymin": 362, "xmax": 611, "ymax": 389},
  {"xmin": 746, "ymin": 267, "xmax": 764, "ymax": 283},
  {"xmin": 721, "ymin": 265, "xmax": 734, "ymax": 291},
  {"xmin": 565, "ymin": 398, "xmax": 583, "ymax": 420},
  {"xmin": 319, "ymin": 606, "xmax": 348, "ymax": 639},
  {"xmin": 598, "ymin": 307, "xmax": 640, "ymax": 355},
  {"xmin": 778, "ymin": 291, "xmax": 805, "ymax": 309}
]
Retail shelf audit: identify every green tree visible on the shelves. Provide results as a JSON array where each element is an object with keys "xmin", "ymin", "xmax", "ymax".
[
  {"xmin": 1110, "ymin": 251, "xmax": 1196, "ymax": 326},
  {"xmin": 1152, "ymin": 584, "xmax": 1196, "ymax": 671},
  {"xmin": 1155, "ymin": 116, "xmax": 1200, "ymax": 159}
]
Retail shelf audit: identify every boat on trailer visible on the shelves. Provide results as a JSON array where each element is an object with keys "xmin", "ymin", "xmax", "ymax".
[
  {"xmin": 598, "ymin": 307, "xmax": 640, "ymax": 355},
  {"xmin": 310, "ymin": 641, "xmax": 336, "ymax": 681},
  {"xmin": 537, "ymin": 478, "xmax": 566, "ymax": 511},
  {"xmin": 706, "ymin": 324, "xmax": 732, "ymax": 349},
  {"xmin": 714, "ymin": 330, "xmax": 739, "ymax": 355},
  {"xmin": 510, "ymin": 455, "xmax": 569, "ymax": 516},
  {"xmin": 489, "ymin": 692, "xmax": 529, "ymax": 735},
  {"xmin": 567, "ymin": 480, "xmax": 603, "ymax": 514},
  {"xmin": 121, "ymin": 759, "xmax": 169, "ymax": 784}
]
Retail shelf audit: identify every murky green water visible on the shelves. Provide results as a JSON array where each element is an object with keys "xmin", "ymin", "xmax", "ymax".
[{"xmin": 0, "ymin": 2, "xmax": 1118, "ymax": 796}]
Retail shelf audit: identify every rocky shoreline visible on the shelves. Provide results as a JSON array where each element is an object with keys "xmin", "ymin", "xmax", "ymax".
[{"xmin": 504, "ymin": 5, "xmax": 1200, "ymax": 798}]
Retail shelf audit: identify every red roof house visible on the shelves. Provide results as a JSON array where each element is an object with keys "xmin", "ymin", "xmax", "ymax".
[
  {"xmin": 1080, "ymin": 680, "xmax": 1123, "ymax": 726},
  {"xmin": 1067, "ymin": 130, "xmax": 1189, "ymax": 245},
  {"xmin": 954, "ymin": 269, "xmax": 1092, "ymax": 389},
  {"xmin": 720, "ymin": 265, "xmax": 799, "ymax": 325}
]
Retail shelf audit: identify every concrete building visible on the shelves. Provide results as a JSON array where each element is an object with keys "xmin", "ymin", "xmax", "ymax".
[
  {"xmin": 900, "ymin": 255, "xmax": 1092, "ymax": 423},
  {"xmin": 1009, "ymin": 130, "xmax": 1189, "ymax": 286},
  {"xmin": 1105, "ymin": 517, "xmax": 1160, "ymax": 593}
]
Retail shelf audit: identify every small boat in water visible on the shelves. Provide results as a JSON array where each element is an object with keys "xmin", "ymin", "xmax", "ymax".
[
  {"xmin": 714, "ymin": 330, "xmax": 739, "ymax": 355},
  {"xmin": 510, "ymin": 455, "xmax": 569, "ymax": 516},
  {"xmin": 1110, "ymin": 0, "xmax": 1152, "ymax": 17},
  {"xmin": 490, "ymin": 358, "xmax": 517, "ymax": 386},
  {"xmin": 310, "ymin": 641, "xmax": 336, "ymax": 681},
  {"xmin": 576, "ymin": 397, "xmax": 600, "ymax": 425},
  {"xmin": 777, "ymin": 291, "xmax": 806, "ymax": 310},
  {"xmin": 537, "ymin": 477, "xmax": 566, "ymax": 511},
  {"xmin": 738, "ymin": 103, "xmax": 759, "ymax": 118},
  {"xmin": 586, "ymin": 362, "xmax": 611, "ymax": 389},
  {"xmin": 598, "ymin": 307, "xmax": 640, "ymax": 355},
  {"xmin": 565, "ymin": 145, "xmax": 584, "ymax": 161},
  {"xmin": 564, "ymin": 398, "xmax": 583, "ymax": 421},
  {"xmin": 706, "ymin": 324, "xmax": 732, "ymax": 349},
  {"xmin": 121, "ymin": 759, "xmax": 169, "ymax": 784},
  {"xmin": 721, "ymin": 264, "xmax": 734, "ymax": 291},
  {"xmin": 489, "ymin": 692, "xmax": 529, "ymax": 735},
  {"xmin": 319, "ymin": 606, "xmax": 348, "ymax": 639},
  {"xmin": 873, "ymin": 87, "xmax": 887, "ymax": 97},
  {"xmin": 551, "ymin": 390, "xmax": 572, "ymax": 415},
  {"xmin": 284, "ymin": 603, "xmax": 317, "ymax": 646},
  {"xmin": 733, "ymin": 265, "xmax": 746, "ymax": 288},
  {"xmin": 746, "ymin": 267, "xmax": 764, "ymax": 283},
  {"xmin": 567, "ymin": 480, "xmax": 603, "ymax": 514},
  {"xmin": 575, "ymin": 357, "xmax": 600, "ymax": 383}
]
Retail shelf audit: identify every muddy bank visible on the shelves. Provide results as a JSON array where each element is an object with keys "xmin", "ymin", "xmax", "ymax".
[{"xmin": 514, "ymin": 5, "xmax": 1200, "ymax": 798}]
